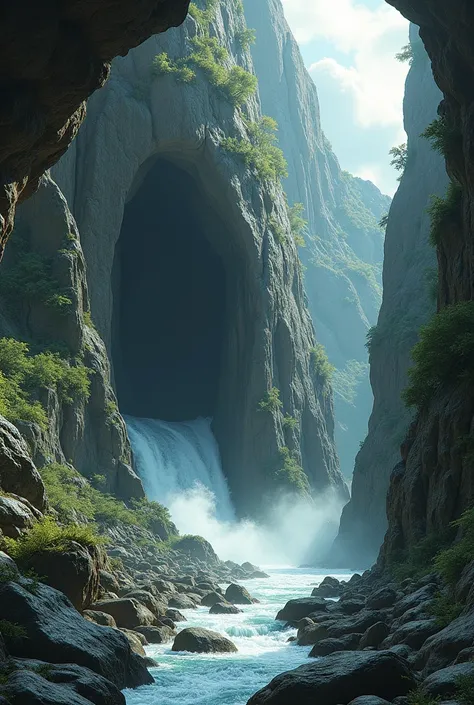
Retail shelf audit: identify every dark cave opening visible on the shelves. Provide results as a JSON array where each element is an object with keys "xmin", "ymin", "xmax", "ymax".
[{"xmin": 113, "ymin": 158, "xmax": 227, "ymax": 421}]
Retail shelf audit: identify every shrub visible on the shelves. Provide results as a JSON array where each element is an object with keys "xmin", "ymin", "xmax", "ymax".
[
  {"xmin": 222, "ymin": 116, "xmax": 288, "ymax": 182},
  {"xmin": 309, "ymin": 344, "xmax": 334, "ymax": 386},
  {"xmin": 222, "ymin": 64, "xmax": 258, "ymax": 106},
  {"xmin": 0, "ymin": 621, "xmax": 27, "ymax": 640},
  {"xmin": 236, "ymin": 28, "xmax": 256, "ymax": 49},
  {"xmin": 456, "ymin": 674, "xmax": 474, "ymax": 705},
  {"xmin": 269, "ymin": 217, "xmax": 286, "ymax": 244},
  {"xmin": 0, "ymin": 339, "xmax": 91, "ymax": 428},
  {"xmin": 422, "ymin": 116, "xmax": 460, "ymax": 158},
  {"xmin": 406, "ymin": 688, "xmax": 440, "ymax": 705},
  {"xmin": 379, "ymin": 213, "xmax": 389, "ymax": 229},
  {"xmin": 389, "ymin": 530, "xmax": 452, "ymax": 582},
  {"xmin": 428, "ymin": 181, "xmax": 462, "ymax": 246},
  {"xmin": 434, "ymin": 506, "xmax": 474, "ymax": 587},
  {"xmin": 276, "ymin": 447, "xmax": 310, "ymax": 494},
  {"xmin": 259, "ymin": 387, "xmax": 283, "ymax": 413},
  {"xmin": 396, "ymin": 44, "xmax": 415, "ymax": 64},
  {"xmin": 389, "ymin": 143, "xmax": 408, "ymax": 180},
  {"xmin": 402, "ymin": 302, "xmax": 474, "ymax": 409},
  {"xmin": 282, "ymin": 414, "xmax": 298, "ymax": 430},
  {"xmin": 152, "ymin": 52, "xmax": 196, "ymax": 83},
  {"xmin": 0, "ymin": 252, "xmax": 73, "ymax": 314},
  {"xmin": 3, "ymin": 516, "xmax": 104, "ymax": 564},
  {"xmin": 188, "ymin": 0, "xmax": 219, "ymax": 28},
  {"xmin": 429, "ymin": 592, "xmax": 463, "ymax": 627},
  {"xmin": 288, "ymin": 202, "xmax": 306, "ymax": 246}
]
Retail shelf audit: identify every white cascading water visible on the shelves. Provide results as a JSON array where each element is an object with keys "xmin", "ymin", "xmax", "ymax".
[{"xmin": 125, "ymin": 415, "xmax": 235, "ymax": 522}]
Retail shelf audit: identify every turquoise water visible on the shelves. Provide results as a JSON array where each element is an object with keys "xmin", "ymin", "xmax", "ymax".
[{"xmin": 125, "ymin": 567, "xmax": 353, "ymax": 705}]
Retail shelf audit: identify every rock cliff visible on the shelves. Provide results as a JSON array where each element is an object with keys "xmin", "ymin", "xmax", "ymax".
[
  {"xmin": 44, "ymin": 0, "xmax": 350, "ymax": 516},
  {"xmin": 332, "ymin": 27, "xmax": 448, "ymax": 568},
  {"xmin": 244, "ymin": 0, "xmax": 390, "ymax": 478}
]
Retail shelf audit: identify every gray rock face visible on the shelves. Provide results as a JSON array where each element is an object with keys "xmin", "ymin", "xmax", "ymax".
[
  {"xmin": 172, "ymin": 627, "xmax": 237, "ymax": 654},
  {"xmin": 245, "ymin": 0, "xmax": 390, "ymax": 478},
  {"xmin": 276, "ymin": 597, "xmax": 328, "ymax": 622},
  {"xmin": 0, "ymin": 417, "xmax": 46, "ymax": 511},
  {"xmin": 246, "ymin": 650, "xmax": 417, "ymax": 705},
  {"xmin": 332, "ymin": 27, "xmax": 449, "ymax": 567},
  {"xmin": 415, "ymin": 612, "xmax": 474, "ymax": 675}
]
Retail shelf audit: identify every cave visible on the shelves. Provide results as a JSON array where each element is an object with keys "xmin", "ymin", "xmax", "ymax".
[{"xmin": 112, "ymin": 157, "xmax": 227, "ymax": 421}]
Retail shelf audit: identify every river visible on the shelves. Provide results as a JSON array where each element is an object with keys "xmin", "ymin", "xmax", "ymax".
[{"xmin": 125, "ymin": 566, "xmax": 353, "ymax": 705}]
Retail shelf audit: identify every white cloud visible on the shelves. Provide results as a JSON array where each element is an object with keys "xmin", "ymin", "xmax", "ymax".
[{"xmin": 282, "ymin": 0, "xmax": 409, "ymax": 131}]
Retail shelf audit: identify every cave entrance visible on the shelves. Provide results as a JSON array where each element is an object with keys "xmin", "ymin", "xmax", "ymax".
[{"xmin": 113, "ymin": 157, "xmax": 227, "ymax": 421}]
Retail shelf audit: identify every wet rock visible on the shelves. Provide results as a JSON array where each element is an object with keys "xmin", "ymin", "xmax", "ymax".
[
  {"xmin": 338, "ymin": 598, "xmax": 366, "ymax": 615},
  {"xmin": 202, "ymin": 591, "xmax": 227, "ymax": 608},
  {"xmin": 123, "ymin": 589, "xmax": 166, "ymax": 617},
  {"xmin": 392, "ymin": 585, "xmax": 437, "ymax": 618},
  {"xmin": 297, "ymin": 620, "xmax": 330, "ymax": 646},
  {"xmin": 415, "ymin": 612, "xmax": 474, "ymax": 674},
  {"xmin": 168, "ymin": 594, "xmax": 198, "ymax": 610},
  {"xmin": 382, "ymin": 619, "xmax": 440, "ymax": 651},
  {"xmin": 135, "ymin": 625, "xmax": 175, "ymax": 644},
  {"xmin": 309, "ymin": 632, "xmax": 363, "ymax": 657},
  {"xmin": 225, "ymin": 583, "xmax": 254, "ymax": 605},
  {"xmin": 89, "ymin": 598, "xmax": 155, "ymax": 630},
  {"xmin": 83, "ymin": 610, "xmax": 117, "ymax": 628},
  {"xmin": 210, "ymin": 602, "xmax": 242, "ymax": 615},
  {"xmin": 0, "ymin": 580, "xmax": 153, "ymax": 688},
  {"xmin": 166, "ymin": 608, "xmax": 187, "ymax": 622},
  {"xmin": 423, "ymin": 662, "xmax": 474, "ymax": 699},
  {"xmin": 359, "ymin": 622, "xmax": 390, "ymax": 650},
  {"xmin": 172, "ymin": 627, "xmax": 237, "ymax": 654},
  {"xmin": 366, "ymin": 587, "xmax": 397, "ymax": 610},
  {"xmin": 246, "ymin": 650, "xmax": 417, "ymax": 705},
  {"xmin": 276, "ymin": 597, "xmax": 328, "ymax": 622},
  {"xmin": 327, "ymin": 610, "xmax": 383, "ymax": 638}
]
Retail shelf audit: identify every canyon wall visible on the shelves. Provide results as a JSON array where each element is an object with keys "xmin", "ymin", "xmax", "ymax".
[
  {"xmin": 332, "ymin": 27, "xmax": 448, "ymax": 568},
  {"xmin": 244, "ymin": 0, "xmax": 390, "ymax": 478}
]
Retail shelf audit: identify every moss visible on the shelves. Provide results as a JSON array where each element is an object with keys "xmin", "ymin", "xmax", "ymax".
[
  {"xmin": 221, "ymin": 116, "xmax": 288, "ymax": 182},
  {"xmin": 428, "ymin": 181, "xmax": 463, "ymax": 247},
  {"xmin": 402, "ymin": 302, "xmax": 474, "ymax": 409},
  {"xmin": 456, "ymin": 674, "xmax": 474, "ymax": 705},
  {"xmin": 388, "ymin": 530, "xmax": 452, "ymax": 582},
  {"xmin": 258, "ymin": 387, "xmax": 283, "ymax": 413}
]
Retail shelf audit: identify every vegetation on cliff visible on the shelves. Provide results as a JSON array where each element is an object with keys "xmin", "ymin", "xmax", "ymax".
[{"xmin": 222, "ymin": 116, "xmax": 288, "ymax": 182}]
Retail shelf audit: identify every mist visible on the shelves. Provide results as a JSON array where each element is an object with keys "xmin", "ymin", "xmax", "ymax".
[{"xmin": 168, "ymin": 483, "xmax": 345, "ymax": 566}]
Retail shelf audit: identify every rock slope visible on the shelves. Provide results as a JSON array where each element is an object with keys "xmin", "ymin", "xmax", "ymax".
[
  {"xmin": 244, "ymin": 0, "xmax": 390, "ymax": 478},
  {"xmin": 332, "ymin": 27, "xmax": 448, "ymax": 568}
]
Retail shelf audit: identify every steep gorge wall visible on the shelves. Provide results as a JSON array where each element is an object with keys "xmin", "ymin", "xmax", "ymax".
[
  {"xmin": 332, "ymin": 29, "xmax": 448, "ymax": 568},
  {"xmin": 48, "ymin": 0, "xmax": 348, "ymax": 516},
  {"xmin": 376, "ymin": 0, "xmax": 474, "ymax": 564},
  {"xmin": 244, "ymin": 0, "xmax": 390, "ymax": 478}
]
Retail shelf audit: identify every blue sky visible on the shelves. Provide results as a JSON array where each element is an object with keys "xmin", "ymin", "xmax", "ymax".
[{"xmin": 281, "ymin": 0, "xmax": 410, "ymax": 196}]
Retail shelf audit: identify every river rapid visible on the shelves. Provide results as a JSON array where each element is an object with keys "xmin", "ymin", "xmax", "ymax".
[{"xmin": 125, "ymin": 567, "xmax": 353, "ymax": 705}]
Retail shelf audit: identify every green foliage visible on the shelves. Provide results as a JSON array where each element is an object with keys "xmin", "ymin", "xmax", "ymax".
[
  {"xmin": 83, "ymin": 311, "xmax": 97, "ymax": 330},
  {"xmin": 282, "ymin": 414, "xmax": 298, "ymax": 430},
  {"xmin": 188, "ymin": 0, "xmax": 219, "ymax": 28},
  {"xmin": 288, "ymin": 202, "xmax": 306, "ymax": 246},
  {"xmin": 221, "ymin": 116, "xmax": 288, "ymax": 182},
  {"xmin": 222, "ymin": 64, "xmax": 258, "ymax": 106},
  {"xmin": 269, "ymin": 217, "xmax": 286, "ymax": 245},
  {"xmin": 152, "ymin": 52, "xmax": 196, "ymax": 83},
  {"xmin": 0, "ymin": 339, "xmax": 91, "ymax": 428},
  {"xmin": 0, "ymin": 251, "xmax": 73, "ymax": 315},
  {"xmin": 428, "ymin": 181, "xmax": 463, "ymax": 247},
  {"xmin": 259, "ymin": 387, "xmax": 283, "ymax": 413},
  {"xmin": 379, "ymin": 213, "xmax": 389, "ymax": 229},
  {"xmin": 309, "ymin": 344, "xmax": 334, "ymax": 387},
  {"xmin": 390, "ymin": 143, "xmax": 408, "ymax": 179},
  {"xmin": 236, "ymin": 28, "xmax": 256, "ymax": 49},
  {"xmin": 332, "ymin": 360, "xmax": 369, "ymax": 406},
  {"xmin": 406, "ymin": 688, "xmax": 440, "ymax": 705},
  {"xmin": 389, "ymin": 531, "xmax": 451, "ymax": 582},
  {"xmin": 339, "ymin": 171, "xmax": 384, "ymax": 233},
  {"xmin": 429, "ymin": 592, "xmax": 463, "ymax": 627},
  {"xmin": 3, "ymin": 516, "xmax": 104, "ymax": 564},
  {"xmin": 402, "ymin": 302, "xmax": 474, "ymax": 409},
  {"xmin": 39, "ymin": 463, "xmax": 174, "ymax": 536},
  {"xmin": 456, "ymin": 674, "xmax": 474, "ymax": 705},
  {"xmin": 276, "ymin": 447, "xmax": 310, "ymax": 494},
  {"xmin": 434, "ymin": 507, "xmax": 474, "ymax": 588},
  {"xmin": 0, "ymin": 620, "xmax": 27, "ymax": 640},
  {"xmin": 396, "ymin": 44, "xmax": 415, "ymax": 64},
  {"xmin": 424, "ymin": 267, "xmax": 439, "ymax": 304},
  {"xmin": 422, "ymin": 117, "xmax": 460, "ymax": 158}
]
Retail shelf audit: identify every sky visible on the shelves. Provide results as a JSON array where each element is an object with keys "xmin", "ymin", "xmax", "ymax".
[{"xmin": 280, "ymin": 0, "xmax": 410, "ymax": 196}]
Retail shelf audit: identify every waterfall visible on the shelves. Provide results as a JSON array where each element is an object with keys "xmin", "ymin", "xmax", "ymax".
[{"xmin": 125, "ymin": 415, "xmax": 235, "ymax": 522}]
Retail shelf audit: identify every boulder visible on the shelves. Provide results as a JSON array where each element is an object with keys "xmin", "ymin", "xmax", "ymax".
[
  {"xmin": 382, "ymin": 619, "xmax": 440, "ymax": 651},
  {"xmin": 0, "ymin": 416, "xmax": 46, "ymax": 511},
  {"xmin": 309, "ymin": 632, "xmax": 362, "ymax": 657},
  {"xmin": 297, "ymin": 621, "xmax": 330, "ymax": 646},
  {"xmin": 366, "ymin": 587, "xmax": 397, "ymax": 610},
  {"xmin": 276, "ymin": 597, "xmax": 328, "ymax": 622},
  {"xmin": 119, "ymin": 629, "xmax": 146, "ymax": 656},
  {"xmin": 241, "ymin": 562, "xmax": 260, "ymax": 573},
  {"xmin": 0, "ymin": 580, "xmax": 152, "ymax": 688},
  {"xmin": 0, "ymin": 495, "xmax": 36, "ymax": 537},
  {"xmin": 312, "ymin": 577, "xmax": 342, "ymax": 598},
  {"xmin": 172, "ymin": 627, "xmax": 237, "ymax": 654},
  {"xmin": 225, "ymin": 583, "xmax": 254, "ymax": 605},
  {"xmin": 338, "ymin": 599, "xmax": 366, "ymax": 615},
  {"xmin": 168, "ymin": 594, "xmax": 198, "ymax": 609},
  {"xmin": 327, "ymin": 610, "xmax": 383, "ymax": 638},
  {"xmin": 24, "ymin": 541, "xmax": 104, "ymax": 610},
  {"xmin": 166, "ymin": 608, "xmax": 187, "ymax": 622},
  {"xmin": 415, "ymin": 612, "xmax": 474, "ymax": 674},
  {"xmin": 422, "ymin": 662, "xmax": 474, "ymax": 699},
  {"xmin": 246, "ymin": 651, "xmax": 417, "ymax": 705},
  {"xmin": 123, "ymin": 589, "xmax": 165, "ymax": 616},
  {"xmin": 348, "ymin": 699, "xmax": 391, "ymax": 705},
  {"xmin": 202, "ymin": 591, "xmax": 227, "ymax": 607},
  {"xmin": 249, "ymin": 571, "xmax": 270, "ymax": 579},
  {"xmin": 1, "ymin": 661, "xmax": 125, "ymax": 705},
  {"xmin": 99, "ymin": 569, "xmax": 120, "ymax": 594},
  {"xmin": 210, "ymin": 602, "xmax": 242, "ymax": 615},
  {"xmin": 359, "ymin": 622, "xmax": 390, "ymax": 650},
  {"xmin": 172, "ymin": 536, "xmax": 218, "ymax": 564},
  {"xmin": 392, "ymin": 584, "xmax": 437, "ymax": 618},
  {"xmin": 83, "ymin": 610, "xmax": 117, "ymax": 628},
  {"xmin": 134, "ymin": 625, "xmax": 175, "ymax": 644},
  {"xmin": 90, "ymin": 598, "xmax": 155, "ymax": 630}
]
